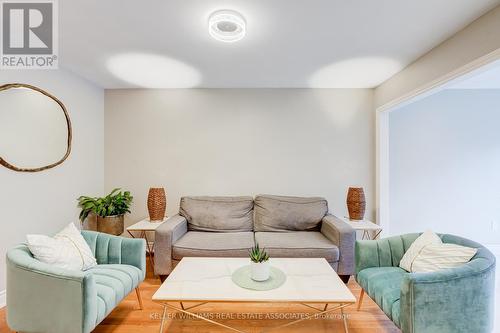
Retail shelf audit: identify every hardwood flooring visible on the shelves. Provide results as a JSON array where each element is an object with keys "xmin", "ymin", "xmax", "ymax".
[{"xmin": 0, "ymin": 256, "xmax": 399, "ymax": 333}]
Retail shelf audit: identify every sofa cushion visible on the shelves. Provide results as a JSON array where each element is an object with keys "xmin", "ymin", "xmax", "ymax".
[
  {"xmin": 26, "ymin": 222, "xmax": 97, "ymax": 271},
  {"xmin": 357, "ymin": 267, "xmax": 406, "ymax": 323},
  {"xmin": 88, "ymin": 264, "xmax": 143, "ymax": 322},
  {"xmin": 410, "ymin": 243, "xmax": 478, "ymax": 273},
  {"xmin": 172, "ymin": 231, "xmax": 255, "ymax": 260},
  {"xmin": 399, "ymin": 230, "xmax": 442, "ymax": 271},
  {"xmin": 254, "ymin": 231, "xmax": 339, "ymax": 263},
  {"xmin": 254, "ymin": 195, "xmax": 328, "ymax": 232},
  {"xmin": 180, "ymin": 196, "xmax": 254, "ymax": 232}
]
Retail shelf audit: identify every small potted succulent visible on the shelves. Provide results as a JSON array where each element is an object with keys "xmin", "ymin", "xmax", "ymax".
[
  {"xmin": 78, "ymin": 188, "xmax": 133, "ymax": 236},
  {"xmin": 249, "ymin": 243, "xmax": 270, "ymax": 281}
]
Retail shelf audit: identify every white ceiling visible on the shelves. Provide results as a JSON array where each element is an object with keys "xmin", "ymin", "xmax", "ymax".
[
  {"xmin": 447, "ymin": 61, "xmax": 500, "ymax": 89},
  {"xmin": 59, "ymin": 0, "xmax": 500, "ymax": 89}
]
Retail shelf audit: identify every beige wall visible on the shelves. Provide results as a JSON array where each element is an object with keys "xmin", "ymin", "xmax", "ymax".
[
  {"xmin": 0, "ymin": 70, "xmax": 104, "ymax": 296},
  {"xmin": 375, "ymin": 5, "xmax": 500, "ymax": 109},
  {"xmin": 105, "ymin": 89, "xmax": 374, "ymax": 228}
]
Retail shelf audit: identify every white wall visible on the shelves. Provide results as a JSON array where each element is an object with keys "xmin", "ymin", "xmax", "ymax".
[
  {"xmin": 389, "ymin": 89, "xmax": 500, "ymax": 244},
  {"xmin": 105, "ymin": 89, "xmax": 375, "ymax": 227},
  {"xmin": 0, "ymin": 69, "xmax": 104, "ymax": 300}
]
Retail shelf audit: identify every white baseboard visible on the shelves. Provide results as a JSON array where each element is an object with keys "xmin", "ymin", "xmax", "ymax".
[{"xmin": 0, "ymin": 289, "xmax": 5, "ymax": 309}]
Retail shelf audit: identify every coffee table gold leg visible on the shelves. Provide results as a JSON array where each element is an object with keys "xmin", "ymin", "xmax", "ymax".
[
  {"xmin": 159, "ymin": 305, "xmax": 167, "ymax": 333},
  {"xmin": 341, "ymin": 306, "xmax": 348, "ymax": 333}
]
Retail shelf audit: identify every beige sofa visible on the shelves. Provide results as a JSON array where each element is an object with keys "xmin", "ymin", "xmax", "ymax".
[{"xmin": 154, "ymin": 195, "xmax": 356, "ymax": 282}]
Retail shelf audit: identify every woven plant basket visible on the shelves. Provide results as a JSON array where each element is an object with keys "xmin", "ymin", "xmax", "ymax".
[
  {"xmin": 147, "ymin": 187, "xmax": 166, "ymax": 221},
  {"xmin": 97, "ymin": 215, "xmax": 124, "ymax": 236},
  {"xmin": 347, "ymin": 187, "xmax": 366, "ymax": 220}
]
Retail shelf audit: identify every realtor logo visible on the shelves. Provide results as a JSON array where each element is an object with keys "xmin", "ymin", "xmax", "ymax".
[{"xmin": 1, "ymin": 0, "xmax": 58, "ymax": 69}]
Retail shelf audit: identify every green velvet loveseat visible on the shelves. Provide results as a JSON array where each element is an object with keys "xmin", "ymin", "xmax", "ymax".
[
  {"xmin": 6, "ymin": 230, "xmax": 146, "ymax": 333},
  {"xmin": 355, "ymin": 233, "xmax": 496, "ymax": 333}
]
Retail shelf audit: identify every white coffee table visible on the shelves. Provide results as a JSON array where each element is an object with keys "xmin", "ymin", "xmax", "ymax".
[
  {"xmin": 152, "ymin": 257, "xmax": 356, "ymax": 333},
  {"xmin": 340, "ymin": 217, "xmax": 382, "ymax": 240},
  {"xmin": 126, "ymin": 217, "xmax": 168, "ymax": 270}
]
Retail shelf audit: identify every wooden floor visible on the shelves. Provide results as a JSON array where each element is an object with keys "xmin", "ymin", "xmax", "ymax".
[{"xmin": 0, "ymin": 257, "xmax": 399, "ymax": 333}]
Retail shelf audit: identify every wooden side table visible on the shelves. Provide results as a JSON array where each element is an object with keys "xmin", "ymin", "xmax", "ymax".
[
  {"xmin": 340, "ymin": 217, "xmax": 382, "ymax": 240},
  {"xmin": 126, "ymin": 217, "xmax": 168, "ymax": 271}
]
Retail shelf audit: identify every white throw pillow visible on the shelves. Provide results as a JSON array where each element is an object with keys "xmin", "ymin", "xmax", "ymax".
[
  {"xmin": 399, "ymin": 230, "xmax": 442, "ymax": 272},
  {"xmin": 27, "ymin": 223, "xmax": 97, "ymax": 271},
  {"xmin": 411, "ymin": 243, "xmax": 477, "ymax": 273}
]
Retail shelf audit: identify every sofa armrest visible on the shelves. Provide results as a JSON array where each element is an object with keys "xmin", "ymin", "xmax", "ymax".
[
  {"xmin": 321, "ymin": 214, "xmax": 355, "ymax": 275},
  {"xmin": 81, "ymin": 230, "xmax": 146, "ymax": 279},
  {"xmin": 6, "ymin": 245, "xmax": 97, "ymax": 333},
  {"xmin": 154, "ymin": 214, "xmax": 188, "ymax": 275},
  {"xmin": 400, "ymin": 259, "xmax": 495, "ymax": 333}
]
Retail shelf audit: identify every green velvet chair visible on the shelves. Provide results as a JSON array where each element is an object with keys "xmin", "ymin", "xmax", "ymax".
[
  {"xmin": 6, "ymin": 230, "xmax": 146, "ymax": 333},
  {"xmin": 355, "ymin": 233, "xmax": 496, "ymax": 333}
]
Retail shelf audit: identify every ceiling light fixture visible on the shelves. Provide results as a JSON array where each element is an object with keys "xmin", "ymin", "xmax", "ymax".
[{"xmin": 208, "ymin": 10, "xmax": 246, "ymax": 42}]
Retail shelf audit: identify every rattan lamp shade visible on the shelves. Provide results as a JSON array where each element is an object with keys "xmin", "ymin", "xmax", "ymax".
[
  {"xmin": 147, "ymin": 187, "xmax": 166, "ymax": 221},
  {"xmin": 346, "ymin": 187, "xmax": 366, "ymax": 220}
]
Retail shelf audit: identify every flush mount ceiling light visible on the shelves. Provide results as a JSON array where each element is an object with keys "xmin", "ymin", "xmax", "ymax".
[{"xmin": 208, "ymin": 10, "xmax": 246, "ymax": 42}]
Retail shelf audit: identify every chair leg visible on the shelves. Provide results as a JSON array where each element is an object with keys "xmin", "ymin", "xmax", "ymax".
[
  {"xmin": 135, "ymin": 287, "xmax": 143, "ymax": 310},
  {"xmin": 357, "ymin": 288, "xmax": 365, "ymax": 311}
]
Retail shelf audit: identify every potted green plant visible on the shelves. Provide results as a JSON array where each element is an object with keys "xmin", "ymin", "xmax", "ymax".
[
  {"xmin": 249, "ymin": 243, "xmax": 270, "ymax": 281},
  {"xmin": 78, "ymin": 188, "xmax": 133, "ymax": 236}
]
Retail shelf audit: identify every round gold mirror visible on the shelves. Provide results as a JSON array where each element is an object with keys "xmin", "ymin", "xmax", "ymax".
[{"xmin": 0, "ymin": 83, "xmax": 72, "ymax": 172}]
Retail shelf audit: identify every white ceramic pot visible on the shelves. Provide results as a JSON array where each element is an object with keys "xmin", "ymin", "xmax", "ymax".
[{"xmin": 251, "ymin": 261, "xmax": 270, "ymax": 281}]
